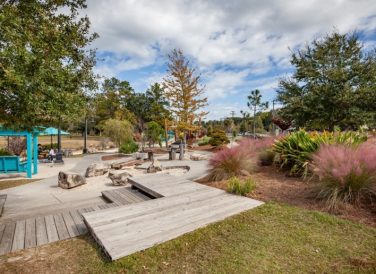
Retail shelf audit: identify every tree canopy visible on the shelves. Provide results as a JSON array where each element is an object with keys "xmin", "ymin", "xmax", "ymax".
[
  {"xmin": 0, "ymin": 0, "xmax": 98, "ymax": 130},
  {"xmin": 277, "ymin": 32, "xmax": 376, "ymax": 130},
  {"xmin": 163, "ymin": 49, "xmax": 208, "ymax": 132}
]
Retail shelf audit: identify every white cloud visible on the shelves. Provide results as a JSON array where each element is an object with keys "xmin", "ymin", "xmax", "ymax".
[
  {"xmin": 82, "ymin": 0, "xmax": 376, "ymax": 118},
  {"xmin": 86, "ymin": 0, "xmax": 376, "ymax": 69}
]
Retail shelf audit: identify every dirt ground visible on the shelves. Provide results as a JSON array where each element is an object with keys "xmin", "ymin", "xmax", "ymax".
[
  {"xmin": 198, "ymin": 166, "xmax": 376, "ymax": 227},
  {"xmin": 0, "ymin": 136, "xmax": 113, "ymax": 150}
]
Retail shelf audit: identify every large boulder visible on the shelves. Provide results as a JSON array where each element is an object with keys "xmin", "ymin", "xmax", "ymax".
[
  {"xmin": 190, "ymin": 153, "xmax": 208, "ymax": 161},
  {"xmin": 85, "ymin": 163, "xmax": 109, "ymax": 177},
  {"xmin": 58, "ymin": 172, "xmax": 86, "ymax": 189},
  {"xmin": 146, "ymin": 160, "xmax": 163, "ymax": 173},
  {"xmin": 108, "ymin": 171, "xmax": 132, "ymax": 186}
]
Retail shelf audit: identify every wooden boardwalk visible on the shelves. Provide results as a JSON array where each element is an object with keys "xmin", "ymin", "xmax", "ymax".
[
  {"xmin": 0, "ymin": 194, "xmax": 6, "ymax": 217},
  {"xmin": 0, "ymin": 187, "xmax": 149, "ymax": 256},
  {"xmin": 83, "ymin": 174, "xmax": 263, "ymax": 260}
]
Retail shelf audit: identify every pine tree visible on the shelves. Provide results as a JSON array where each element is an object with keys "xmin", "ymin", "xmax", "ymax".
[{"xmin": 163, "ymin": 49, "xmax": 208, "ymax": 135}]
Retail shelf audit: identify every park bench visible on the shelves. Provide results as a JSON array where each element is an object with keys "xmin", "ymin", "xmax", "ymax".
[{"xmin": 0, "ymin": 156, "xmax": 27, "ymax": 173}]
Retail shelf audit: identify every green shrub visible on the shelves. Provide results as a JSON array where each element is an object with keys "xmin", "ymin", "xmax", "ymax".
[
  {"xmin": 119, "ymin": 141, "xmax": 139, "ymax": 154},
  {"xmin": 259, "ymin": 149, "xmax": 275, "ymax": 166},
  {"xmin": 227, "ymin": 177, "xmax": 256, "ymax": 196},
  {"xmin": 0, "ymin": 148, "xmax": 11, "ymax": 156},
  {"xmin": 198, "ymin": 136, "xmax": 211, "ymax": 146},
  {"xmin": 273, "ymin": 129, "xmax": 367, "ymax": 177},
  {"xmin": 208, "ymin": 129, "xmax": 229, "ymax": 147}
]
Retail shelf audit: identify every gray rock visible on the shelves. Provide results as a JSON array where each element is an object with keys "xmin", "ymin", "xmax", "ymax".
[
  {"xmin": 190, "ymin": 153, "xmax": 208, "ymax": 161},
  {"xmin": 108, "ymin": 171, "xmax": 132, "ymax": 186},
  {"xmin": 147, "ymin": 160, "xmax": 163, "ymax": 173},
  {"xmin": 58, "ymin": 172, "xmax": 86, "ymax": 189},
  {"xmin": 135, "ymin": 152, "xmax": 148, "ymax": 160},
  {"xmin": 85, "ymin": 163, "xmax": 109, "ymax": 177},
  {"xmin": 240, "ymin": 169, "xmax": 251, "ymax": 177}
]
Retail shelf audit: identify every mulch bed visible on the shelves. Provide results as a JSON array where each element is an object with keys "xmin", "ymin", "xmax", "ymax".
[
  {"xmin": 101, "ymin": 154, "xmax": 128, "ymax": 161},
  {"xmin": 197, "ymin": 166, "xmax": 376, "ymax": 227}
]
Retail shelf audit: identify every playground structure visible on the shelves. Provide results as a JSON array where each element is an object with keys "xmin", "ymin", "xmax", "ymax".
[{"xmin": 0, "ymin": 127, "xmax": 39, "ymax": 178}]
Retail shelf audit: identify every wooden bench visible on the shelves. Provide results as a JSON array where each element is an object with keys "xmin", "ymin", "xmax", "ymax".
[{"xmin": 0, "ymin": 156, "xmax": 27, "ymax": 173}]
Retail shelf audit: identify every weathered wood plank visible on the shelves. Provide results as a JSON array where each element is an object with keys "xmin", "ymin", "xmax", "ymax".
[
  {"xmin": 36, "ymin": 216, "xmax": 48, "ymax": 246},
  {"xmin": 0, "ymin": 223, "xmax": 6, "ymax": 242},
  {"xmin": 62, "ymin": 212, "xmax": 80, "ymax": 238},
  {"xmin": 0, "ymin": 194, "xmax": 7, "ymax": 216},
  {"xmin": 117, "ymin": 188, "xmax": 147, "ymax": 203},
  {"xmin": 25, "ymin": 218, "xmax": 36, "ymax": 249},
  {"xmin": 70, "ymin": 210, "xmax": 87, "ymax": 235},
  {"xmin": 109, "ymin": 200, "xmax": 259, "ymax": 260},
  {"xmin": 11, "ymin": 220, "xmax": 25, "ymax": 252},
  {"xmin": 84, "ymin": 188, "xmax": 224, "ymax": 227},
  {"xmin": 45, "ymin": 215, "xmax": 59, "ymax": 243},
  {"xmin": 96, "ymin": 194, "xmax": 249, "ymax": 240},
  {"xmin": 54, "ymin": 214, "xmax": 70, "ymax": 240},
  {"xmin": 0, "ymin": 222, "xmax": 16, "ymax": 255},
  {"xmin": 129, "ymin": 189, "xmax": 151, "ymax": 201}
]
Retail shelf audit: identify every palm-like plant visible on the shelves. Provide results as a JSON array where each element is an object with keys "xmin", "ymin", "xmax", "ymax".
[{"xmin": 247, "ymin": 89, "xmax": 268, "ymax": 138}]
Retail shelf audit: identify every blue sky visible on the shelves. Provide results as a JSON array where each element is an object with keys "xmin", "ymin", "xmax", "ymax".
[{"xmin": 84, "ymin": 0, "xmax": 376, "ymax": 120}]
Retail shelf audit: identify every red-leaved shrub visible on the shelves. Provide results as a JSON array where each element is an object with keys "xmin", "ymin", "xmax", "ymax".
[
  {"xmin": 208, "ymin": 137, "xmax": 275, "ymax": 181},
  {"xmin": 312, "ymin": 143, "xmax": 376, "ymax": 209}
]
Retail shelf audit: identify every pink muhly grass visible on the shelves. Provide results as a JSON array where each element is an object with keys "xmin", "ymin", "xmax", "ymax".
[
  {"xmin": 208, "ymin": 137, "xmax": 275, "ymax": 181},
  {"xmin": 208, "ymin": 146, "xmax": 253, "ymax": 181},
  {"xmin": 312, "ymin": 143, "xmax": 376, "ymax": 209}
]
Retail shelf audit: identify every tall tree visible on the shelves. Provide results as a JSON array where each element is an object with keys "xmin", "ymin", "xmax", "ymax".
[
  {"xmin": 0, "ymin": 0, "xmax": 98, "ymax": 130},
  {"xmin": 145, "ymin": 83, "xmax": 171, "ymax": 126},
  {"xmin": 94, "ymin": 77, "xmax": 135, "ymax": 126},
  {"xmin": 163, "ymin": 49, "xmax": 208, "ymax": 135},
  {"xmin": 247, "ymin": 89, "xmax": 268, "ymax": 138},
  {"xmin": 277, "ymin": 32, "xmax": 376, "ymax": 130}
]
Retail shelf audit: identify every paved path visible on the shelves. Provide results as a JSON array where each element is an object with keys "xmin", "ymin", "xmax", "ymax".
[
  {"xmin": 0, "ymin": 154, "xmax": 127, "ymax": 222},
  {"xmin": 83, "ymin": 174, "xmax": 263, "ymax": 261}
]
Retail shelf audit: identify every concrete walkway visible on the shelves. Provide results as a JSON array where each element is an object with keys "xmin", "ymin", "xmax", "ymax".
[
  {"xmin": 0, "ymin": 151, "xmax": 211, "ymax": 222},
  {"xmin": 0, "ymin": 154, "xmax": 124, "ymax": 222}
]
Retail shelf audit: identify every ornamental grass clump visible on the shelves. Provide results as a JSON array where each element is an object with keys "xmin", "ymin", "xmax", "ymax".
[
  {"xmin": 208, "ymin": 137, "xmax": 275, "ymax": 181},
  {"xmin": 312, "ymin": 143, "xmax": 376, "ymax": 210},
  {"xmin": 227, "ymin": 176, "xmax": 256, "ymax": 196},
  {"xmin": 208, "ymin": 146, "xmax": 254, "ymax": 181}
]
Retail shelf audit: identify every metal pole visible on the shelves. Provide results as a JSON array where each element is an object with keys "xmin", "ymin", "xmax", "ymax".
[
  {"xmin": 58, "ymin": 127, "xmax": 61, "ymax": 152},
  {"xmin": 164, "ymin": 118, "xmax": 168, "ymax": 149},
  {"xmin": 83, "ymin": 117, "xmax": 88, "ymax": 153}
]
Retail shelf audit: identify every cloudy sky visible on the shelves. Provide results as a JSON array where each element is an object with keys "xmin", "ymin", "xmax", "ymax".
[{"xmin": 84, "ymin": 0, "xmax": 376, "ymax": 120}]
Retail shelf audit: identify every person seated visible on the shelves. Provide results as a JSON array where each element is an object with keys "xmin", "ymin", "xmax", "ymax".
[{"xmin": 48, "ymin": 148, "xmax": 56, "ymax": 161}]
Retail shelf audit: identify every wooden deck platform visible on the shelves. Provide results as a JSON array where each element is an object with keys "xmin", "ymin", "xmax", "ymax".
[
  {"xmin": 0, "ymin": 194, "xmax": 6, "ymax": 217},
  {"xmin": 83, "ymin": 174, "xmax": 263, "ymax": 261},
  {"xmin": 0, "ymin": 187, "xmax": 149, "ymax": 256}
]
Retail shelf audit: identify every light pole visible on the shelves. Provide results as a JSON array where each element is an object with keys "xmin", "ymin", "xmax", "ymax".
[{"xmin": 83, "ymin": 116, "xmax": 88, "ymax": 154}]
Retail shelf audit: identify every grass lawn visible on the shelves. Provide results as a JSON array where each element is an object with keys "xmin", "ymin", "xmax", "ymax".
[
  {"xmin": 1, "ymin": 203, "xmax": 375, "ymax": 273},
  {"xmin": 0, "ymin": 179, "xmax": 40, "ymax": 190}
]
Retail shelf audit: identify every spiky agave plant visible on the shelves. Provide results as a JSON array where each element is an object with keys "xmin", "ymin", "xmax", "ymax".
[{"xmin": 273, "ymin": 129, "xmax": 367, "ymax": 177}]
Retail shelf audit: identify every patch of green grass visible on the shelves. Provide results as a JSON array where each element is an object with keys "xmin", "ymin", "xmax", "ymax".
[
  {"xmin": 0, "ymin": 179, "xmax": 40, "ymax": 190},
  {"xmin": 0, "ymin": 203, "xmax": 375, "ymax": 273},
  {"xmin": 227, "ymin": 176, "xmax": 256, "ymax": 196}
]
